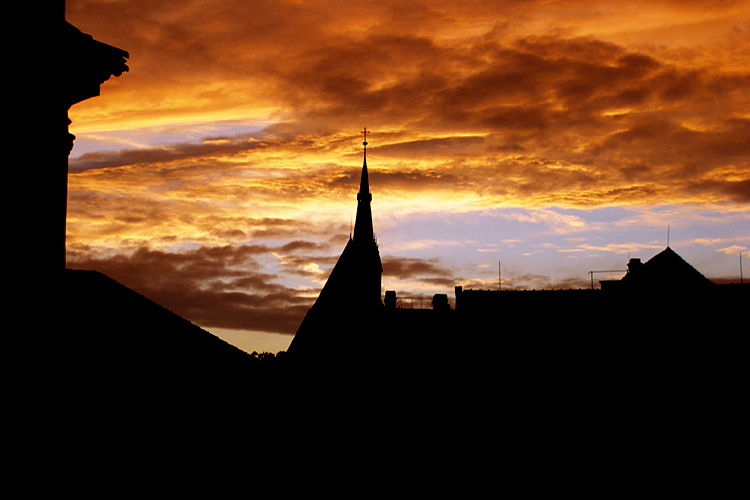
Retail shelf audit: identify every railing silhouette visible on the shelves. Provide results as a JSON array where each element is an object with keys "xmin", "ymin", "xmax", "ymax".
[
  {"xmin": 394, "ymin": 296, "xmax": 453, "ymax": 310},
  {"xmin": 385, "ymin": 291, "xmax": 452, "ymax": 310},
  {"xmin": 396, "ymin": 297, "xmax": 429, "ymax": 309}
]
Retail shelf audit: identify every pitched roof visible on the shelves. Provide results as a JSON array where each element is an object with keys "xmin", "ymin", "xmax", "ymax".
[{"xmin": 621, "ymin": 246, "xmax": 714, "ymax": 289}]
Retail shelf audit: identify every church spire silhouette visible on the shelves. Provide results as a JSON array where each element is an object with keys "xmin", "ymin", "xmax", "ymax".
[
  {"xmin": 354, "ymin": 127, "xmax": 374, "ymax": 242},
  {"xmin": 287, "ymin": 128, "xmax": 383, "ymax": 360}
]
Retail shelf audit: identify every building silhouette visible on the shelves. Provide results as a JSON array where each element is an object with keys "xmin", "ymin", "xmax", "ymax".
[
  {"xmin": 16, "ymin": 9, "xmax": 742, "ymax": 478},
  {"xmin": 287, "ymin": 131, "xmax": 384, "ymax": 361},
  {"xmin": 455, "ymin": 245, "xmax": 747, "ymax": 337},
  {"xmin": 22, "ymin": 5, "xmax": 261, "ymax": 407},
  {"xmin": 31, "ymin": 5, "xmax": 746, "ymax": 391},
  {"xmin": 17, "ymin": 11, "xmax": 744, "ymax": 469},
  {"xmin": 287, "ymin": 134, "xmax": 748, "ymax": 370},
  {"xmin": 28, "ymin": 2, "xmax": 130, "ymax": 275},
  {"xmin": 601, "ymin": 246, "xmax": 714, "ymax": 292}
]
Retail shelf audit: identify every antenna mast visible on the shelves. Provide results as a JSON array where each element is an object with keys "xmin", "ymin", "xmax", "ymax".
[{"xmin": 498, "ymin": 260, "xmax": 501, "ymax": 291}]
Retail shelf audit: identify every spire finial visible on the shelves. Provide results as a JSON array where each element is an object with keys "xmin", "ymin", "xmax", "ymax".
[
  {"xmin": 357, "ymin": 127, "xmax": 371, "ymax": 199},
  {"xmin": 361, "ymin": 127, "xmax": 369, "ymax": 159}
]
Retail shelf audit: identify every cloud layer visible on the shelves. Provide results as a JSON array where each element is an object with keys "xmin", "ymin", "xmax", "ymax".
[
  {"xmin": 70, "ymin": 0, "xmax": 750, "ymax": 205},
  {"xmin": 64, "ymin": 1, "xmax": 750, "ymax": 344}
]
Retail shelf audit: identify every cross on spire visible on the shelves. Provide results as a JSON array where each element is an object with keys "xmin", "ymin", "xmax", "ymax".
[{"xmin": 361, "ymin": 127, "xmax": 369, "ymax": 147}]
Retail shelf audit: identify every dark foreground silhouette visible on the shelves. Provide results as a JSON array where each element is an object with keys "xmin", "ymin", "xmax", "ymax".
[
  {"xmin": 9, "ymin": 266, "xmax": 738, "ymax": 500},
  {"xmin": 23, "ymin": 267, "xmax": 745, "ymax": 411}
]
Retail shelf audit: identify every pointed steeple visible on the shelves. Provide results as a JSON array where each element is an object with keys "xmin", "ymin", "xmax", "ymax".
[
  {"xmin": 287, "ymin": 127, "xmax": 384, "ymax": 360},
  {"xmin": 353, "ymin": 127, "xmax": 374, "ymax": 242},
  {"xmin": 358, "ymin": 153, "xmax": 370, "ymax": 201}
]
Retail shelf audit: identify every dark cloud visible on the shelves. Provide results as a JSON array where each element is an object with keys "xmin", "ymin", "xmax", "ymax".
[
  {"xmin": 67, "ymin": 244, "xmax": 311, "ymax": 334},
  {"xmin": 381, "ymin": 256, "xmax": 455, "ymax": 287},
  {"xmin": 70, "ymin": 136, "xmax": 272, "ymax": 172},
  {"xmin": 66, "ymin": 243, "xmax": 470, "ymax": 334}
]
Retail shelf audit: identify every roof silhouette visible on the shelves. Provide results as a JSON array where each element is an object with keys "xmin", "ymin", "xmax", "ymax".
[
  {"xmin": 288, "ymin": 135, "xmax": 383, "ymax": 360},
  {"xmin": 620, "ymin": 246, "xmax": 715, "ymax": 290},
  {"xmin": 285, "ymin": 139, "xmax": 747, "ymax": 373},
  {"xmin": 38, "ymin": 270, "xmax": 259, "ymax": 403}
]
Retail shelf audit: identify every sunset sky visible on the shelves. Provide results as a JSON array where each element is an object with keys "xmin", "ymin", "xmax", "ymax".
[{"xmin": 66, "ymin": 1, "xmax": 749, "ymax": 353}]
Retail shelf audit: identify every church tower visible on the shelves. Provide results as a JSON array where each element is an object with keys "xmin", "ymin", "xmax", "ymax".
[{"xmin": 287, "ymin": 129, "xmax": 383, "ymax": 360}]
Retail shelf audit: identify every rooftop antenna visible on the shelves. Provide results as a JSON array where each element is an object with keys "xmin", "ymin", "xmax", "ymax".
[
  {"xmin": 667, "ymin": 225, "xmax": 670, "ymax": 248},
  {"xmin": 498, "ymin": 260, "xmax": 501, "ymax": 291},
  {"xmin": 741, "ymin": 252, "xmax": 744, "ymax": 284}
]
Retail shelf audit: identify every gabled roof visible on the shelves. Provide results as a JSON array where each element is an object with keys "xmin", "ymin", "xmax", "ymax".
[{"xmin": 621, "ymin": 246, "xmax": 714, "ymax": 289}]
